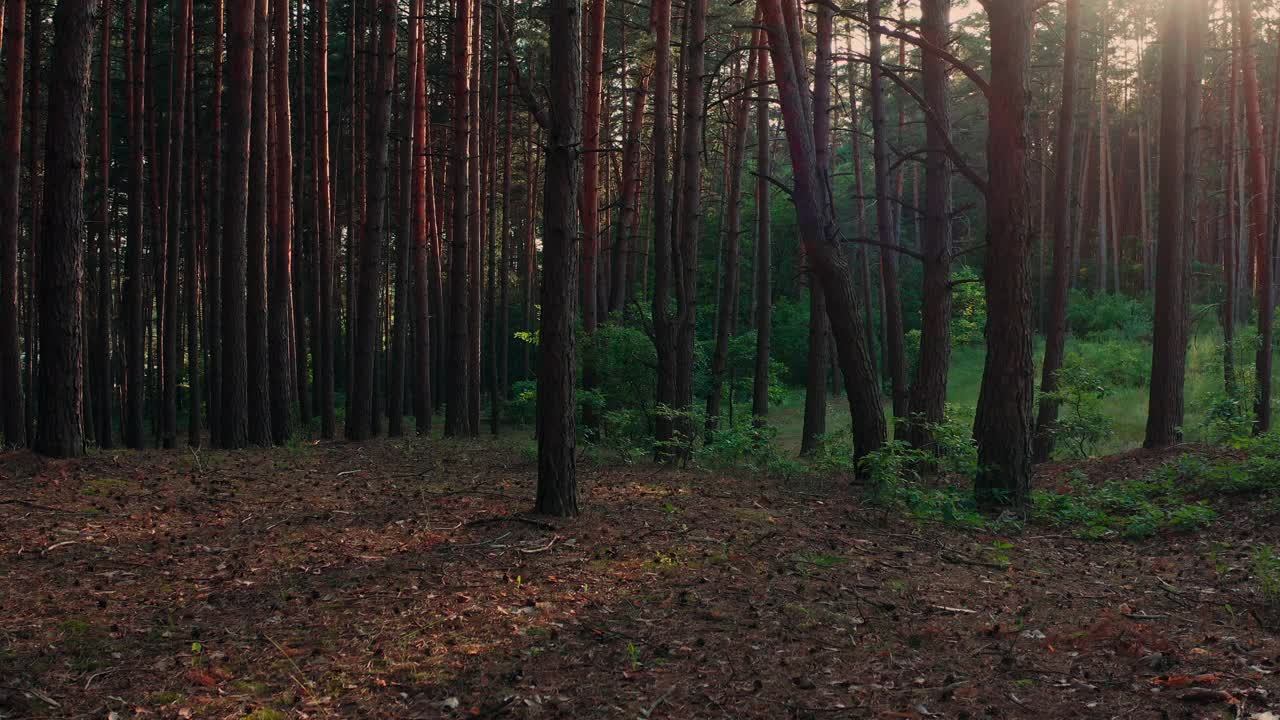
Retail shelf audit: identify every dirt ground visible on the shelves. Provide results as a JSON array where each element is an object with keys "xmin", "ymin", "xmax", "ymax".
[{"xmin": 2, "ymin": 437, "xmax": 1280, "ymax": 719}]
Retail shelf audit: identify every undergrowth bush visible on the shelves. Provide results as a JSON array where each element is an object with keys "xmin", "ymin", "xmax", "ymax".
[{"xmin": 1066, "ymin": 290, "xmax": 1151, "ymax": 338}]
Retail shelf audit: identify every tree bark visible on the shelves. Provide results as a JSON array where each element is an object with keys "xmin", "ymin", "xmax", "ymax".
[
  {"xmin": 220, "ymin": 0, "xmax": 254, "ymax": 448},
  {"xmin": 0, "ymin": 0, "xmax": 27, "ymax": 447},
  {"xmin": 1144, "ymin": 0, "xmax": 1190, "ymax": 447},
  {"xmin": 34, "ymin": 0, "xmax": 101, "ymax": 457},
  {"xmin": 759, "ymin": 0, "xmax": 885, "ymax": 463},
  {"xmin": 410, "ymin": 0, "xmax": 431, "ymax": 432},
  {"xmin": 444, "ymin": 0, "xmax": 471, "ymax": 436},
  {"xmin": 801, "ymin": 6, "xmax": 832, "ymax": 454},
  {"xmin": 245, "ymin": 0, "xmax": 270, "ymax": 445},
  {"xmin": 1236, "ymin": 0, "xmax": 1271, "ymax": 433},
  {"xmin": 347, "ymin": 0, "xmax": 395, "ymax": 441},
  {"xmin": 535, "ymin": 0, "xmax": 582, "ymax": 517},
  {"xmin": 650, "ymin": 0, "xmax": 677, "ymax": 460},
  {"xmin": 972, "ymin": 0, "xmax": 1034, "ymax": 506},
  {"xmin": 1032, "ymin": 0, "xmax": 1081, "ymax": 463},
  {"xmin": 313, "ymin": 0, "xmax": 335, "ymax": 438},
  {"xmin": 269, "ymin": 0, "xmax": 296, "ymax": 443},
  {"xmin": 751, "ymin": 50, "xmax": 771, "ymax": 424},
  {"xmin": 579, "ymin": 0, "xmax": 606, "ymax": 438},
  {"xmin": 161, "ymin": 0, "xmax": 191, "ymax": 449}
]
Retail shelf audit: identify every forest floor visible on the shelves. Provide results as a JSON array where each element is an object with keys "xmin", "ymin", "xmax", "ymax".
[{"xmin": 3, "ymin": 437, "xmax": 1280, "ymax": 719}]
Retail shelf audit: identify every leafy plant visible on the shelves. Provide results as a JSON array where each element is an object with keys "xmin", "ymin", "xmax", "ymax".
[{"xmin": 1043, "ymin": 362, "xmax": 1113, "ymax": 457}]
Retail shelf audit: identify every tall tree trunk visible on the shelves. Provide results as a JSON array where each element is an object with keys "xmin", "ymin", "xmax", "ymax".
[
  {"xmin": 973, "ymin": 0, "xmax": 1034, "ymax": 506},
  {"xmin": 751, "ymin": 50, "xmax": 771, "ymax": 424},
  {"xmin": 347, "ymin": 0, "xmax": 395, "ymax": 441},
  {"xmin": 610, "ymin": 69, "xmax": 649, "ymax": 314},
  {"xmin": 445, "ymin": 0, "xmax": 471, "ymax": 436},
  {"xmin": 314, "ymin": 0, "xmax": 335, "ymax": 438},
  {"xmin": 0, "ymin": 0, "xmax": 27, "ymax": 447},
  {"xmin": 800, "ymin": 5, "xmax": 832, "ymax": 454},
  {"xmin": 124, "ymin": 0, "xmax": 147, "ymax": 448},
  {"xmin": 579, "ymin": 0, "xmax": 606, "ymax": 438},
  {"xmin": 245, "ymin": 0, "xmax": 270, "ymax": 444},
  {"xmin": 1032, "ymin": 0, "xmax": 1081, "ymax": 462},
  {"xmin": 904, "ymin": 0, "xmax": 954, "ymax": 450},
  {"xmin": 1144, "ymin": 0, "xmax": 1189, "ymax": 447},
  {"xmin": 650, "ymin": 0, "xmax": 677, "ymax": 460},
  {"xmin": 161, "ymin": 0, "xmax": 191, "ymax": 449},
  {"xmin": 670, "ymin": 0, "xmax": 707, "ymax": 462},
  {"xmin": 206, "ymin": 0, "xmax": 223, "ymax": 447},
  {"xmin": 388, "ymin": 0, "xmax": 419, "ymax": 438},
  {"xmin": 759, "ymin": 0, "xmax": 885, "ymax": 463},
  {"xmin": 220, "ymin": 0, "xmax": 254, "ymax": 448},
  {"xmin": 868, "ymin": 0, "xmax": 907, "ymax": 421},
  {"xmin": 95, "ymin": 0, "xmax": 113, "ymax": 447},
  {"xmin": 269, "ymin": 0, "xmax": 296, "ymax": 443},
  {"xmin": 410, "ymin": 0, "xmax": 431, "ymax": 432},
  {"xmin": 466, "ymin": 0, "xmax": 482, "ymax": 436},
  {"xmin": 535, "ymin": 0, "xmax": 582, "ymax": 516},
  {"xmin": 1236, "ymin": 0, "xmax": 1271, "ymax": 432},
  {"xmin": 34, "ymin": 0, "xmax": 100, "ymax": 457},
  {"xmin": 706, "ymin": 30, "xmax": 759, "ymax": 435}
]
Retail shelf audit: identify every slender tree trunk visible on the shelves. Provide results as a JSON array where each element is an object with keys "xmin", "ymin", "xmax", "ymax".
[
  {"xmin": 1224, "ymin": 33, "xmax": 1240, "ymax": 396},
  {"xmin": 868, "ymin": 0, "xmax": 907, "ymax": 421},
  {"xmin": 610, "ymin": 69, "xmax": 649, "ymax": 314},
  {"xmin": 706, "ymin": 30, "xmax": 759, "ymax": 435},
  {"xmin": 0, "ymin": 0, "xmax": 27, "ymax": 447},
  {"xmin": 95, "ymin": 0, "xmax": 114, "ymax": 447},
  {"xmin": 161, "ymin": 0, "xmax": 191, "ymax": 449},
  {"xmin": 650, "ymin": 0, "xmax": 677, "ymax": 460},
  {"xmin": 579, "ymin": 0, "xmax": 606, "ymax": 438},
  {"xmin": 124, "ymin": 0, "xmax": 148, "ymax": 447},
  {"xmin": 205, "ymin": 0, "xmax": 223, "ymax": 447},
  {"xmin": 751, "ymin": 50, "xmax": 772, "ymax": 424},
  {"xmin": 1144, "ymin": 0, "xmax": 1189, "ymax": 447},
  {"xmin": 1236, "ymin": 0, "xmax": 1271, "ymax": 432},
  {"xmin": 466, "ymin": 0, "xmax": 482, "ymax": 436},
  {"xmin": 34, "ymin": 0, "xmax": 100, "ymax": 457},
  {"xmin": 1032, "ymin": 0, "xmax": 1080, "ymax": 463},
  {"xmin": 535, "ymin": 0, "xmax": 582, "ymax": 516},
  {"xmin": 244, "ymin": 0, "xmax": 270, "ymax": 444},
  {"xmin": 220, "ymin": 0, "xmax": 254, "ymax": 448},
  {"xmin": 445, "ymin": 0, "xmax": 471, "ymax": 436},
  {"xmin": 800, "ymin": 6, "xmax": 832, "ymax": 454},
  {"xmin": 347, "ymin": 0, "xmax": 394, "ymax": 440},
  {"xmin": 973, "ymin": 0, "xmax": 1035, "ymax": 506},
  {"xmin": 388, "ymin": 0, "xmax": 419, "ymax": 438},
  {"xmin": 410, "ymin": 0, "xmax": 431, "ymax": 432},
  {"xmin": 269, "ymin": 0, "xmax": 296, "ymax": 443},
  {"xmin": 313, "ymin": 0, "xmax": 334, "ymax": 438}
]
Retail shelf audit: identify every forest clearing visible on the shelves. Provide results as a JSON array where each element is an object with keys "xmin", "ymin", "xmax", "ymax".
[{"xmin": 4, "ymin": 437, "xmax": 1280, "ymax": 719}]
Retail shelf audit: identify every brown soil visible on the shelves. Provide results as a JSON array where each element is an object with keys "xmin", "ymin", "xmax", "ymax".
[{"xmin": 2, "ymin": 438, "xmax": 1278, "ymax": 719}]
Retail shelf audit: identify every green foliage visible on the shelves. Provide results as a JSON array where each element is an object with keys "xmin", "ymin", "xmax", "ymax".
[
  {"xmin": 1065, "ymin": 340, "xmax": 1150, "ymax": 388},
  {"xmin": 505, "ymin": 380, "xmax": 538, "ymax": 426},
  {"xmin": 769, "ymin": 299, "xmax": 812, "ymax": 387},
  {"xmin": 949, "ymin": 266, "xmax": 987, "ymax": 346},
  {"xmin": 1066, "ymin": 290, "xmax": 1152, "ymax": 339},
  {"xmin": 696, "ymin": 420, "xmax": 782, "ymax": 473},
  {"xmin": 1253, "ymin": 546, "xmax": 1280, "ymax": 623},
  {"xmin": 1043, "ymin": 362, "xmax": 1114, "ymax": 458},
  {"xmin": 1030, "ymin": 469, "xmax": 1216, "ymax": 539}
]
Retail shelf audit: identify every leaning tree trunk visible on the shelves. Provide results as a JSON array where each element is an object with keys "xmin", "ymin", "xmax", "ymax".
[
  {"xmin": 1144, "ymin": 0, "xmax": 1189, "ymax": 448},
  {"xmin": 972, "ymin": 0, "xmax": 1035, "ymax": 507},
  {"xmin": 535, "ymin": 0, "xmax": 583, "ymax": 517},
  {"xmin": 1032, "ymin": 0, "xmax": 1081, "ymax": 463},
  {"xmin": 34, "ymin": 0, "xmax": 101, "ymax": 458},
  {"xmin": 0, "ymin": 0, "xmax": 27, "ymax": 447},
  {"xmin": 347, "ymin": 0, "xmax": 395, "ymax": 441},
  {"xmin": 759, "ymin": 0, "xmax": 886, "ymax": 464}
]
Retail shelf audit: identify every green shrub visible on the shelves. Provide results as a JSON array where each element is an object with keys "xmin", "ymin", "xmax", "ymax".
[
  {"xmin": 1043, "ymin": 362, "xmax": 1114, "ymax": 457},
  {"xmin": 506, "ymin": 380, "xmax": 538, "ymax": 426},
  {"xmin": 1066, "ymin": 290, "xmax": 1151, "ymax": 338}
]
